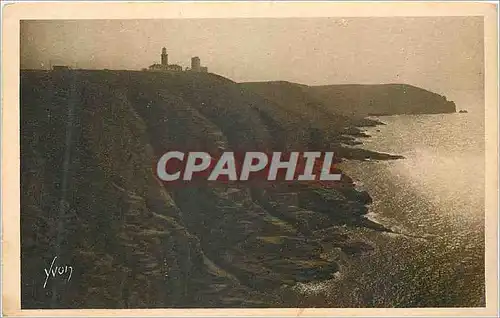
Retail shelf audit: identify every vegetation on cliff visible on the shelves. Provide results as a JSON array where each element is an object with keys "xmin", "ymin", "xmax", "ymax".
[
  {"xmin": 242, "ymin": 81, "xmax": 456, "ymax": 117},
  {"xmin": 21, "ymin": 70, "xmax": 448, "ymax": 308}
]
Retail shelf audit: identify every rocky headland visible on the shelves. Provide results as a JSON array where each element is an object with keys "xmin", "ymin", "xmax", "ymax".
[{"xmin": 21, "ymin": 70, "xmax": 453, "ymax": 308}]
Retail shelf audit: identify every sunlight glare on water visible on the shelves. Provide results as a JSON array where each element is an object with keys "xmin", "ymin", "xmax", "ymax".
[{"xmin": 320, "ymin": 110, "xmax": 485, "ymax": 308}]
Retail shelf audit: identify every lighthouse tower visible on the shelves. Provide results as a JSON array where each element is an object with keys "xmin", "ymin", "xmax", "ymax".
[{"xmin": 161, "ymin": 47, "xmax": 168, "ymax": 66}]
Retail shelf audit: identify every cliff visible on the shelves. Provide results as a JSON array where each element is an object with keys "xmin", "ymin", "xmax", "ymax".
[
  {"xmin": 241, "ymin": 81, "xmax": 456, "ymax": 117},
  {"xmin": 21, "ymin": 70, "xmax": 397, "ymax": 309}
]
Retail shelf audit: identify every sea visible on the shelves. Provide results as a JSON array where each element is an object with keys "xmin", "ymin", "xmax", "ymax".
[{"xmin": 297, "ymin": 103, "xmax": 486, "ymax": 307}]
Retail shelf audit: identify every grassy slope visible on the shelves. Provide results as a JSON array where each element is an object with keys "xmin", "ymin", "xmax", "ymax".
[{"xmin": 22, "ymin": 70, "xmax": 400, "ymax": 309}]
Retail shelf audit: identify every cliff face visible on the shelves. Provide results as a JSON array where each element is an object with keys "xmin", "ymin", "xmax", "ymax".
[
  {"xmin": 21, "ymin": 70, "xmax": 396, "ymax": 309},
  {"xmin": 242, "ymin": 82, "xmax": 456, "ymax": 117}
]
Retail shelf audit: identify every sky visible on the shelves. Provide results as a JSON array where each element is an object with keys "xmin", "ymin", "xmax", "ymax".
[{"xmin": 21, "ymin": 17, "xmax": 484, "ymax": 99}]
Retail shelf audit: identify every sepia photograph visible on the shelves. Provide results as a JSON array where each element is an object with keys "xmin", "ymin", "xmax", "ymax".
[{"xmin": 2, "ymin": 1, "xmax": 498, "ymax": 317}]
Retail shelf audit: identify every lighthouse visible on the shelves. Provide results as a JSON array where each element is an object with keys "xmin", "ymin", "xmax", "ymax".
[
  {"xmin": 161, "ymin": 47, "xmax": 168, "ymax": 66},
  {"xmin": 147, "ymin": 46, "xmax": 206, "ymax": 73}
]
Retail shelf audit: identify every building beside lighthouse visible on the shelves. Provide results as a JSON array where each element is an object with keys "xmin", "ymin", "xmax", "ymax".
[
  {"xmin": 191, "ymin": 56, "xmax": 208, "ymax": 73},
  {"xmin": 146, "ymin": 47, "xmax": 208, "ymax": 73},
  {"xmin": 191, "ymin": 56, "xmax": 200, "ymax": 72}
]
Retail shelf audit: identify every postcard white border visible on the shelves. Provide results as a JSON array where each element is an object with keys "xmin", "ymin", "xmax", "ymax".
[{"xmin": 2, "ymin": 1, "xmax": 498, "ymax": 316}]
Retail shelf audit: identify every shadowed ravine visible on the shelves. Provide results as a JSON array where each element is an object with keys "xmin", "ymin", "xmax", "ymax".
[{"xmin": 21, "ymin": 70, "xmax": 455, "ymax": 308}]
